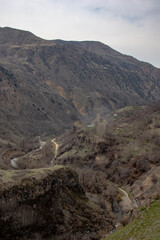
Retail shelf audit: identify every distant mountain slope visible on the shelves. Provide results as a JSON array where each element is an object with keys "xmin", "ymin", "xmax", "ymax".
[{"xmin": 0, "ymin": 27, "xmax": 160, "ymax": 137}]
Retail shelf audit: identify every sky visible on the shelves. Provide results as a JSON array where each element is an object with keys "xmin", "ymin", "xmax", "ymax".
[{"xmin": 0, "ymin": 0, "xmax": 160, "ymax": 68}]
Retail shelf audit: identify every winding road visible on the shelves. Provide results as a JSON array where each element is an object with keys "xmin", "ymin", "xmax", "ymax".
[
  {"xmin": 51, "ymin": 139, "xmax": 59, "ymax": 158},
  {"xmin": 11, "ymin": 158, "xmax": 18, "ymax": 168},
  {"xmin": 118, "ymin": 187, "xmax": 131, "ymax": 204},
  {"xmin": 10, "ymin": 137, "xmax": 46, "ymax": 169},
  {"xmin": 38, "ymin": 136, "xmax": 46, "ymax": 149}
]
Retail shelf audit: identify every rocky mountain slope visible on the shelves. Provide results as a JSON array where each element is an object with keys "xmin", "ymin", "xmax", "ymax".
[{"xmin": 0, "ymin": 27, "xmax": 160, "ymax": 139}]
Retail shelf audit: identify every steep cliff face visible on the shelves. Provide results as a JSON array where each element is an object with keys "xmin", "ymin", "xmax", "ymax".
[{"xmin": 0, "ymin": 166, "xmax": 107, "ymax": 240}]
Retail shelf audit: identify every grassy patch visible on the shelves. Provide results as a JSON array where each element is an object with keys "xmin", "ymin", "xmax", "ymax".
[{"xmin": 103, "ymin": 199, "xmax": 160, "ymax": 240}]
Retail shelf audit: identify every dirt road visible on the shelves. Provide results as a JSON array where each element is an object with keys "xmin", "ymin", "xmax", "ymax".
[{"xmin": 51, "ymin": 139, "xmax": 59, "ymax": 158}]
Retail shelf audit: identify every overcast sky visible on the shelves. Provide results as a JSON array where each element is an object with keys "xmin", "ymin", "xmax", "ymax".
[{"xmin": 0, "ymin": 0, "xmax": 160, "ymax": 68}]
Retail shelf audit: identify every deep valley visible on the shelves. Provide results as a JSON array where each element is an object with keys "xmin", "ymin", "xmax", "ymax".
[{"xmin": 0, "ymin": 27, "xmax": 160, "ymax": 240}]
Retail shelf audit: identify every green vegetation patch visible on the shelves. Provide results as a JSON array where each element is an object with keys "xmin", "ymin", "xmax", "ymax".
[{"xmin": 103, "ymin": 199, "xmax": 160, "ymax": 240}]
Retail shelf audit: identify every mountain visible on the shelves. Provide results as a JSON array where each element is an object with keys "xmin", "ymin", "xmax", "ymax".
[
  {"xmin": 1, "ymin": 27, "xmax": 160, "ymax": 240},
  {"xmin": 0, "ymin": 27, "xmax": 160, "ymax": 139}
]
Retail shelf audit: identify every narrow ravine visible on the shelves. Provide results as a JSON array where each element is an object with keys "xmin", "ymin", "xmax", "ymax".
[{"xmin": 104, "ymin": 187, "xmax": 135, "ymax": 237}]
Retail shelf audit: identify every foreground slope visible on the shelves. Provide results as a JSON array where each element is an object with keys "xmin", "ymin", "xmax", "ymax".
[
  {"xmin": 0, "ymin": 27, "xmax": 160, "ymax": 138},
  {"xmin": 0, "ymin": 166, "xmax": 107, "ymax": 240}
]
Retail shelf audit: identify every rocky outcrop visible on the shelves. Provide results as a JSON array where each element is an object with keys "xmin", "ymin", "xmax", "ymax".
[{"xmin": 0, "ymin": 166, "xmax": 107, "ymax": 239}]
